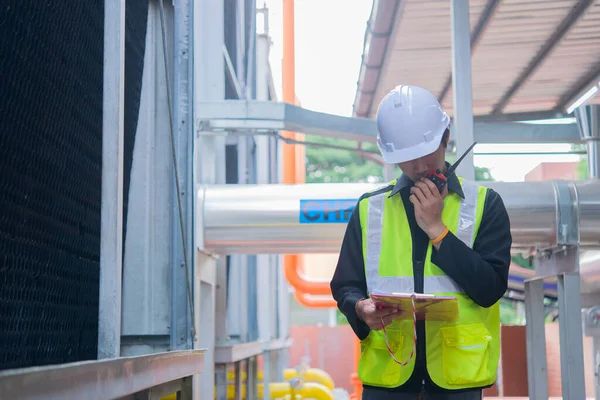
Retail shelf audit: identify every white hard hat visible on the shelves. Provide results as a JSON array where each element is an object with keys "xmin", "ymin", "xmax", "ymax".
[{"xmin": 375, "ymin": 85, "xmax": 450, "ymax": 164}]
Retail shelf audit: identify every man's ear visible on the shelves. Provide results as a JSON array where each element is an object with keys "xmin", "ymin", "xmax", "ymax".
[{"xmin": 441, "ymin": 129, "xmax": 450, "ymax": 148}]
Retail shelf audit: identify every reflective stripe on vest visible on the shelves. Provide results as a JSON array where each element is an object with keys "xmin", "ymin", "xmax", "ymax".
[{"xmin": 365, "ymin": 180, "xmax": 479, "ymax": 295}]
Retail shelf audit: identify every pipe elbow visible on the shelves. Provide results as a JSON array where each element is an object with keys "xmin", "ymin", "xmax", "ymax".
[
  {"xmin": 293, "ymin": 289, "xmax": 336, "ymax": 308},
  {"xmin": 298, "ymin": 382, "xmax": 335, "ymax": 400},
  {"xmin": 285, "ymin": 256, "xmax": 331, "ymax": 295}
]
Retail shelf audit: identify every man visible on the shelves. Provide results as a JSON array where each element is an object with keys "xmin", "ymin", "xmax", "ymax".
[{"xmin": 330, "ymin": 85, "xmax": 512, "ymax": 400}]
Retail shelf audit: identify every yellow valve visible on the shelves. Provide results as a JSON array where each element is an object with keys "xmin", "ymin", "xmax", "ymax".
[
  {"xmin": 283, "ymin": 367, "xmax": 335, "ymax": 390},
  {"xmin": 161, "ymin": 381, "xmax": 332, "ymax": 400},
  {"xmin": 258, "ymin": 382, "xmax": 333, "ymax": 400}
]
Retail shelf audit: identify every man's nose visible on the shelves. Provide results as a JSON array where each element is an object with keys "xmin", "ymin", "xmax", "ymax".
[{"xmin": 414, "ymin": 160, "xmax": 429, "ymax": 175}]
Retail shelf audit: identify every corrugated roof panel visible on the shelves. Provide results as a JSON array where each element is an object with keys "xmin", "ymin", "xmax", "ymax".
[
  {"xmin": 355, "ymin": 0, "xmax": 599, "ymax": 121},
  {"xmin": 448, "ymin": 0, "xmax": 578, "ymax": 115},
  {"xmin": 503, "ymin": 1, "xmax": 600, "ymax": 113},
  {"xmin": 370, "ymin": 0, "xmax": 488, "ymax": 117}
]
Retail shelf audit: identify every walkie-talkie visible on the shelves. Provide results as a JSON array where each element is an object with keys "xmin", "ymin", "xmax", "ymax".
[{"xmin": 427, "ymin": 141, "xmax": 477, "ymax": 193}]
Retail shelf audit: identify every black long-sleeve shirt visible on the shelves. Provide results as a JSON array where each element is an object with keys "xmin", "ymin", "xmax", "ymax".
[{"xmin": 330, "ymin": 170, "xmax": 512, "ymax": 394}]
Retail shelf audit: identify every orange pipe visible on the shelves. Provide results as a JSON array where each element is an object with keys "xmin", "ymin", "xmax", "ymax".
[
  {"xmin": 284, "ymin": 258, "xmax": 331, "ymax": 295},
  {"xmin": 293, "ymin": 289, "xmax": 336, "ymax": 308},
  {"xmin": 351, "ymin": 337, "xmax": 362, "ymax": 399},
  {"xmin": 282, "ymin": 0, "xmax": 296, "ymax": 186},
  {"xmin": 282, "ymin": 0, "xmax": 308, "ymax": 305}
]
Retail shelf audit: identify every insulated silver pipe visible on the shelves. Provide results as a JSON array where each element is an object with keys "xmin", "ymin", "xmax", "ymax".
[{"xmin": 198, "ymin": 180, "xmax": 600, "ymax": 255}]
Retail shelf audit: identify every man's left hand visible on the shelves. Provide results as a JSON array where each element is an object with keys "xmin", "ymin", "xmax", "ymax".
[{"xmin": 409, "ymin": 178, "xmax": 448, "ymax": 241}]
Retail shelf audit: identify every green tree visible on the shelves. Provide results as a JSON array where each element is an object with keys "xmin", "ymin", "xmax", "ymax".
[
  {"xmin": 571, "ymin": 143, "xmax": 588, "ymax": 179},
  {"xmin": 305, "ymin": 135, "xmax": 383, "ymax": 183},
  {"xmin": 475, "ymin": 166, "xmax": 494, "ymax": 181},
  {"xmin": 304, "ymin": 135, "xmax": 497, "ymax": 184}
]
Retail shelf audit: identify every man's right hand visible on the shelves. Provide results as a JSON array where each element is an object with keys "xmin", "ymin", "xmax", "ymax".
[{"xmin": 356, "ymin": 298, "xmax": 404, "ymax": 330}]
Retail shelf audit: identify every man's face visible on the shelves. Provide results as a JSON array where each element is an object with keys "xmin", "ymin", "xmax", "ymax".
[{"xmin": 396, "ymin": 142, "xmax": 447, "ymax": 182}]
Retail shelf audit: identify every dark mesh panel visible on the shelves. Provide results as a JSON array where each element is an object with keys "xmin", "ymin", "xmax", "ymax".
[{"xmin": 0, "ymin": 0, "xmax": 148, "ymax": 370}]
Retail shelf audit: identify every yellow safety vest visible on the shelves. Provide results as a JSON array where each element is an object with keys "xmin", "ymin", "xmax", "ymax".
[{"xmin": 357, "ymin": 177, "xmax": 500, "ymax": 390}]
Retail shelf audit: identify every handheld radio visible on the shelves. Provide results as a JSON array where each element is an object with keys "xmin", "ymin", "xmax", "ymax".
[{"xmin": 427, "ymin": 141, "xmax": 477, "ymax": 193}]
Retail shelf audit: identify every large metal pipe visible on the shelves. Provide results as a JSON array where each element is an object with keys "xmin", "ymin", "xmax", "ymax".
[{"xmin": 198, "ymin": 180, "xmax": 600, "ymax": 255}]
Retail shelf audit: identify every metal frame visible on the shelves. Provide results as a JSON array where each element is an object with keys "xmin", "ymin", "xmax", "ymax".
[
  {"xmin": 12, "ymin": 0, "xmax": 600, "ymax": 398},
  {"xmin": 450, "ymin": 0, "xmax": 476, "ymax": 180},
  {"xmin": 211, "ymin": 6, "xmax": 292, "ymax": 399},
  {"xmin": 558, "ymin": 65, "xmax": 600, "ymax": 113},
  {"xmin": 3, "ymin": 1, "xmax": 292, "ymax": 399},
  {"xmin": 98, "ymin": 0, "xmax": 126, "ymax": 360},
  {"xmin": 196, "ymin": 100, "xmax": 582, "ymax": 144},
  {"xmin": 172, "ymin": 0, "xmax": 196, "ymax": 353},
  {"xmin": 576, "ymin": 105, "xmax": 600, "ymax": 178},
  {"xmin": 525, "ymin": 180, "xmax": 586, "ymax": 399},
  {"xmin": 121, "ymin": 0, "xmax": 174, "ymax": 357},
  {"xmin": 0, "ymin": 350, "xmax": 205, "ymax": 400}
]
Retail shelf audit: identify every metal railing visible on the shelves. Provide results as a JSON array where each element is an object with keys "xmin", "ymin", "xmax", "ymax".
[{"xmin": 0, "ymin": 350, "xmax": 205, "ymax": 400}]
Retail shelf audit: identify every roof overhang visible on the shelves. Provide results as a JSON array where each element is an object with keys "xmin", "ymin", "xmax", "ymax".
[{"xmin": 354, "ymin": 0, "xmax": 600, "ymax": 122}]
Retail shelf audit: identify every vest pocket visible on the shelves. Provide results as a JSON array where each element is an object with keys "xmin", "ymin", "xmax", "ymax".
[
  {"xmin": 358, "ymin": 329, "xmax": 405, "ymax": 387},
  {"xmin": 439, "ymin": 323, "xmax": 492, "ymax": 385}
]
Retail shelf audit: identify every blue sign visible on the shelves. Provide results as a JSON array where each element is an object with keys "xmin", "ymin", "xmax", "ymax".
[{"xmin": 299, "ymin": 199, "xmax": 357, "ymax": 224}]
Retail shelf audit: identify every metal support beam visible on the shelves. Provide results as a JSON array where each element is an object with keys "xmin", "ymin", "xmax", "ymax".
[
  {"xmin": 575, "ymin": 104, "xmax": 600, "ymax": 178},
  {"xmin": 215, "ymin": 256, "xmax": 228, "ymax": 342},
  {"xmin": 450, "ymin": 0, "xmax": 475, "ymax": 180},
  {"xmin": 98, "ymin": 0, "xmax": 126, "ymax": 360},
  {"xmin": 236, "ymin": 0, "xmax": 246, "ymax": 92},
  {"xmin": 196, "ymin": 100, "xmax": 582, "ymax": 144},
  {"xmin": 215, "ymin": 342, "xmax": 264, "ymax": 364},
  {"xmin": 170, "ymin": 0, "xmax": 196, "ymax": 354},
  {"xmin": 125, "ymin": 379, "xmax": 183, "ymax": 400},
  {"xmin": 121, "ymin": 1, "xmax": 173, "ymax": 357},
  {"xmin": 557, "ymin": 272, "xmax": 586, "ymax": 399},
  {"xmin": 234, "ymin": 361, "xmax": 243, "ymax": 400},
  {"xmin": 0, "ymin": 350, "xmax": 205, "ymax": 400},
  {"xmin": 257, "ymin": 257, "xmax": 272, "ymax": 400},
  {"xmin": 557, "ymin": 61, "xmax": 600, "ymax": 114},
  {"xmin": 529, "ymin": 187, "xmax": 584, "ymax": 399},
  {"xmin": 247, "ymin": 356, "xmax": 258, "ymax": 400},
  {"xmin": 439, "ymin": 0, "xmax": 501, "ymax": 104},
  {"xmin": 224, "ymin": 45, "xmax": 244, "ymax": 99},
  {"xmin": 594, "ymin": 337, "xmax": 600, "ymax": 400},
  {"xmin": 525, "ymin": 279, "xmax": 549, "ymax": 400},
  {"xmin": 193, "ymin": 0, "xmax": 226, "ymax": 398},
  {"xmin": 587, "ymin": 139, "xmax": 600, "ymax": 179},
  {"xmin": 215, "ymin": 364, "xmax": 227, "ymax": 400}
]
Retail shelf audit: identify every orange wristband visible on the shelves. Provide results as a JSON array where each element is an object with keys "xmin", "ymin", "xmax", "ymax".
[{"xmin": 430, "ymin": 226, "xmax": 449, "ymax": 244}]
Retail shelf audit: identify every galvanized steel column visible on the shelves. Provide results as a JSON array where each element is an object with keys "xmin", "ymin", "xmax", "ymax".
[
  {"xmin": 575, "ymin": 104, "xmax": 600, "ymax": 179},
  {"xmin": 98, "ymin": 0, "xmax": 126, "ymax": 360},
  {"xmin": 194, "ymin": 0, "xmax": 226, "ymax": 397},
  {"xmin": 450, "ymin": 0, "xmax": 475, "ymax": 180}
]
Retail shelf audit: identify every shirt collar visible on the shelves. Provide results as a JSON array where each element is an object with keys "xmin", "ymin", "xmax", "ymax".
[{"xmin": 388, "ymin": 161, "xmax": 465, "ymax": 199}]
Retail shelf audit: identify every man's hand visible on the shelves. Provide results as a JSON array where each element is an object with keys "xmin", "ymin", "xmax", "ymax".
[
  {"xmin": 409, "ymin": 178, "xmax": 447, "ymax": 243},
  {"xmin": 356, "ymin": 298, "xmax": 404, "ymax": 330}
]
